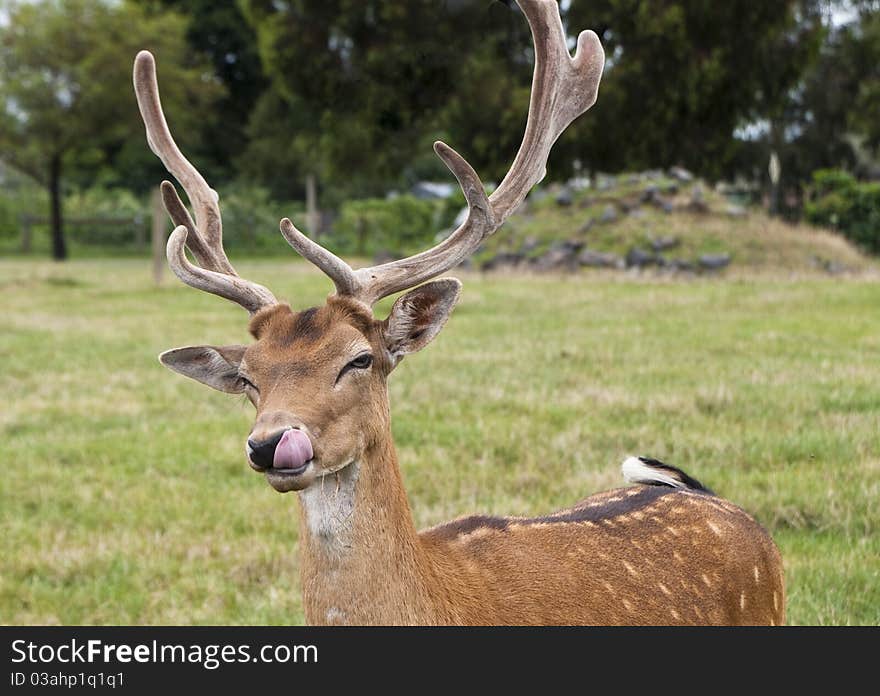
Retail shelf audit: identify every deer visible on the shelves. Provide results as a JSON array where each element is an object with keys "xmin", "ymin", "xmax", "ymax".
[{"xmin": 133, "ymin": 0, "xmax": 784, "ymax": 625}]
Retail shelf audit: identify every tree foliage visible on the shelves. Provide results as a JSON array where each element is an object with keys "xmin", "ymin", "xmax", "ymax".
[
  {"xmin": 2, "ymin": 0, "xmax": 880, "ymax": 259},
  {"xmin": 0, "ymin": 0, "xmax": 219, "ymax": 257}
]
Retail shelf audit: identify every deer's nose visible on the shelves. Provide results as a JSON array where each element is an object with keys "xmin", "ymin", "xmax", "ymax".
[{"xmin": 247, "ymin": 430, "xmax": 287, "ymax": 470}]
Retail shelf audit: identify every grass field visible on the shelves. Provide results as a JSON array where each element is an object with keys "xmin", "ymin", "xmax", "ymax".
[{"xmin": 1, "ymin": 258, "xmax": 878, "ymax": 625}]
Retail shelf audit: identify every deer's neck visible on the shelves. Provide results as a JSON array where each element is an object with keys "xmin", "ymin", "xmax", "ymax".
[{"xmin": 295, "ymin": 433, "xmax": 442, "ymax": 625}]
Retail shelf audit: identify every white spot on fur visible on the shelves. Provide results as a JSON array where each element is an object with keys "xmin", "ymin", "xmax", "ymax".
[
  {"xmin": 326, "ymin": 607, "xmax": 346, "ymax": 624},
  {"xmin": 740, "ymin": 592, "xmax": 747, "ymax": 610},
  {"xmin": 701, "ymin": 573, "xmax": 713, "ymax": 588},
  {"xmin": 623, "ymin": 560, "xmax": 639, "ymax": 578},
  {"xmin": 670, "ymin": 609, "xmax": 682, "ymax": 621},
  {"xmin": 754, "ymin": 566, "xmax": 760, "ymax": 583},
  {"xmin": 707, "ymin": 521, "xmax": 723, "ymax": 537},
  {"xmin": 658, "ymin": 582, "xmax": 672, "ymax": 597}
]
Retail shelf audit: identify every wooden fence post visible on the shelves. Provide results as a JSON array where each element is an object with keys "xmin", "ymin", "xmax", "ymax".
[
  {"xmin": 20, "ymin": 213, "xmax": 32, "ymax": 253},
  {"xmin": 306, "ymin": 173, "xmax": 319, "ymax": 237}
]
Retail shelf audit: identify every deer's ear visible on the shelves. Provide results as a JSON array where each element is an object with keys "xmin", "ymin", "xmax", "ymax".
[
  {"xmin": 382, "ymin": 279, "xmax": 462, "ymax": 364},
  {"xmin": 159, "ymin": 345, "xmax": 247, "ymax": 393}
]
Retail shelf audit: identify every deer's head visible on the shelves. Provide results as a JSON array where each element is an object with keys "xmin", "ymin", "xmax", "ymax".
[{"xmin": 133, "ymin": 0, "xmax": 604, "ymax": 493}]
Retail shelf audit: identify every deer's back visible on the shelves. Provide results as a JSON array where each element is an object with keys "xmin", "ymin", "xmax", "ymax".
[{"xmin": 420, "ymin": 485, "xmax": 784, "ymax": 625}]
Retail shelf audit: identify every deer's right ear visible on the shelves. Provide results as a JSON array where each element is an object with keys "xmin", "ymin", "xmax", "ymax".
[{"xmin": 159, "ymin": 345, "xmax": 247, "ymax": 393}]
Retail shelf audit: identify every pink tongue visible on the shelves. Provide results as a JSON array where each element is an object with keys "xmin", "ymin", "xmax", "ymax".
[{"xmin": 273, "ymin": 429, "xmax": 313, "ymax": 470}]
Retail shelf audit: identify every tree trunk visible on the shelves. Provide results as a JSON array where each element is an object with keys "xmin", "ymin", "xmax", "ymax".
[
  {"xmin": 49, "ymin": 153, "xmax": 67, "ymax": 260},
  {"xmin": 768, "ymin": 122, "xmax": 782, "ymax": 218}
]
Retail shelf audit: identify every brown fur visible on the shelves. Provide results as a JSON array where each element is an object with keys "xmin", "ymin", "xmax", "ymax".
[{"xmin": 227, "ymin": 298, "xmax": 785, "ymax": 626}]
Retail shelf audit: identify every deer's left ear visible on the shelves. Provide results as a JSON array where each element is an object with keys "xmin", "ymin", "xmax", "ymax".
[{"xmin": 382, "ymin": 278, "xmax": 462, "ymax": 365}]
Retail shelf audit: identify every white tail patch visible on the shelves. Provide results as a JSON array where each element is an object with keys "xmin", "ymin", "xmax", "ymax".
[{"xmin": 621, "ymin": 456, "xmax": 688, "ymax": 489}]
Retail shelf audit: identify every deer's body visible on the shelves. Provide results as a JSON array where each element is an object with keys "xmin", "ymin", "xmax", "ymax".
[
  {"xmin": 298, "ymin": 440, "xmax": 784, "ymax": 625},
  {"xmin": 133, "ymin": 0, "xmax": 785, "ymax": 625},
  {"xmin": 253, "ymin": 300, "xmax": 784, "ymax": 626}
]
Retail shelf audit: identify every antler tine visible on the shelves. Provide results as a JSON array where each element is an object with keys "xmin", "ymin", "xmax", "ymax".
[
  {"xmin": 166, "ymin": 227, "xmax": 277, "ymax": 313},
  {"xmin": 279, "ymin": 217, "xmax": 360, "ymax": 297},
  {"xmin": 346, "ymin": 142, "xmax": 495, "ymax": 306},
  {"xmin": 490, "ymin": 0, "xmax": 604, "ymax": 219},
  {"xmin": 133, "ymin": 50, "xmax": 277, "ymax": 314},
  {"xmin": 326, "ymin": 0, "xmax": 604, "ymax": 306}
]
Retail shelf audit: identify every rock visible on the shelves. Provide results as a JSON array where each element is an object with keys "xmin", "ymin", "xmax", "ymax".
[
  {"xmin": 640, "ymin": 185, "xmax": 660, "ymax": 203},
  {"xmin": 625, "ymin": 247, "xmax": 657, "ymax": 268},
  {"xmin": 661, "ymin": 182, "xmax": 680, "ymax": 195},
  {"xmin": 812, "ymin": 256, "xmax": 849, "ymax": 275},
  {"xmin": 669, "ymin": 166, "xmax": 694, "ymax": 183},
  {"xmin": 688, "ymin": 184, "xmax": 709, "ymax": 214},
  {"xmin": 726, "ymin": 204, "xmax": 747, "ymax": 218},
  {"xmin": 650, "ymin": 236, "xmax": 680, "ymax": 252},
  {"xmin": 670, "ymin": 258, "xmax": 696, "ymax": 272},
  {"xmin": 599, "ymin": 204, "xmax": 618, "ymax": 224},
  {"xmin": 555, "ymin": 187, "xmax": 573, "ymax": 206},
  {"xmin": 629, "ymin": 207, "xmax": 647, "ymax": 219},
  {"xmin": 481, "ymin": 251, "xmax": 526, "ymax": 271},
  {"xmin": 644, "ymin": 188, "xmax": 673, "ymax": 213},
  {"xmin": 532, "ymin": 240, "xmax": 584, "ymax": 271},
  {"xmin": 577, "ymin": 218, "xmax": 595, "ymax": 234},
  {"xmin": 578, "ymin": 250, "xmax": 622, "ymax": 268},
  {"xmin": 698, "ymin": 254, "xmax": 731, "ymax": 271},
  {"xmin": 519, "ymin": 236, "xmax": 540, "ymax": 253},
  {"xmin": 596, "ymin": 175, "xmax": 616, "ymax": 191},
  {"xmin": 578, "ymin": 196, "xmax": 596, "ymax": 209}
]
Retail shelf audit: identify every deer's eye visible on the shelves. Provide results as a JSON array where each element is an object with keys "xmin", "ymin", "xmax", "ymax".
[
  {"xmin": 349, "ymin": 354, "xmax": 373, "ymax": 370},
  {"xmin": 239, "ymin": 375, "xmax": 258, "ymax": 392},
  {"xmin": 336, "ymin": 353, "xmax": 373, "ymax": 383}
]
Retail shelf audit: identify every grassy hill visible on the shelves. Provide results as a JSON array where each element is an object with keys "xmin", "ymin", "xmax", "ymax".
[{"xmin": 473, "ymin": 172, "xmax": 874, "ymax": 275}]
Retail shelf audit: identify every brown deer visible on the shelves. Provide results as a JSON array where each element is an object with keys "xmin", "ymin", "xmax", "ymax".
[{"xmin": 133, "ymin": 0, "xmax": 784, "ymax": 625}]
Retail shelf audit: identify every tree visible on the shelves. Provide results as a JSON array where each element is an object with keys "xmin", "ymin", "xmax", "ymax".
[
  {"xmin": 0, "ymin": 0, "xmax": 220, "ymax": 259},
  {"xmin": 565, "ymin": 0, "xmax": 823, "ymax": 180},
  {"xmin": 139, "ymin": 0, "xmax": 268, "ymax": 183},
  {"xmin": 239, "ymin": 0, "xmax": 527, "ymax": 203}
]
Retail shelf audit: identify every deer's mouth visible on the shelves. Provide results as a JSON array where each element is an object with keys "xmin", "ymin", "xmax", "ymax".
[
  {"xmin": 246, "ymin": 427, "xmax": 318, "ymax": 492},
  {"xmin": 265, "ymin": 461, "xmax": 316, "ymax": 493}
]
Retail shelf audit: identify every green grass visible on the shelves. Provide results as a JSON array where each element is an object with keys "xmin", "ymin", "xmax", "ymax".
[{"xmin": 1, "ymin": 258, "xmax": 878, "ymax": 625}]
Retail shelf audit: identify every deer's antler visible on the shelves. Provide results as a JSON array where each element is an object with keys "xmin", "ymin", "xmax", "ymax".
[
  {"xmin": 134, "ymin": 0, "xmax": 603, "ymax": 312},
  {"xmin": 279, "ymin": 0, "xmax": 604, "ymax": 306},
  {"xmin": 133, "ymin": 51, "xmax": 277, "ymax": 314}
]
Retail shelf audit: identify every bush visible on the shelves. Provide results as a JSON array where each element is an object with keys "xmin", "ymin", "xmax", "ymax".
[
  {"xmin": 218, "ymin": 183, "xmax": 303, "ymax": 252},
  {"xmin": 805, "ymin": 169, "xmax": 880, "ymax": 253},
  {"xmin": 328, "ymin": 194, "xmax": 460, "ymax": 258},
  {"xmin": 0, "ymin": 165, "xmax": 47, "ymax": 245},
  {"xmin": 64, "ymin": 186, "xmax": 147, "ymax": 246}
]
